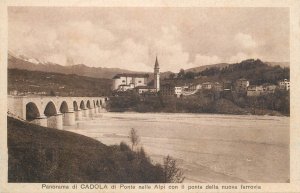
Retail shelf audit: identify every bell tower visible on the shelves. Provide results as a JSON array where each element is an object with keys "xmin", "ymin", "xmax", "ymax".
[{"xmin": 154, "ymin": 56, "xmax": 160, "ymax": 92}]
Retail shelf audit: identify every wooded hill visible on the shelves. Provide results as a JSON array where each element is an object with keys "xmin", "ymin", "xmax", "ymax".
[{"xmin": 163, "ymin": 59, "xmax": 290, "ymax": 86}]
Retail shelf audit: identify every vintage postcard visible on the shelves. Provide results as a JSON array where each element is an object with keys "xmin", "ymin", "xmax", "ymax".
[{"xmin": 1, "ymin": 0, "xmax": 300, "ymax": 193}]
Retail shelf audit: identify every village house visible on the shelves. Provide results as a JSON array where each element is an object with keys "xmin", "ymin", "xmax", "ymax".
[
  {"xmin": 112, "ymin": 73, "xmax": 149, "ymax": 91},
  {"xmin": 160, "ymin": 83, "xmax": 175, "ymax": 96},
  {"xmin": 112, "ymin": 57, "xmax": 161, "ymax": 93},
  {"xmin": 134, "ymin": 86, "xmax": 156, "ymax": 95},
  {"xmin": 202, "ymin": 82, "xmax": 213, "ymax": 90},
  {"xmin": 278, "ymin": 79, "xmax": 290, "ymax": 90},
  {"xmin": 174, "ymin": 87, "xmax": 183, "ymax": 97},
  {"xmin": 187, "ymin": 84, "xmax": 202, "ymax": 91},
  {"xmin": 223, "ymin": 81, "xmax": 233, "ymax": 91},
  {"xmin": 235, "ymin": 78, "xmax": 249, "ymax": 94},
  {"xmin": 262, "ymin": 84, "xmax": 277, "ymax": 94},
  {"xmin": 213, "ymin": 82, "xmax": 223, "ymax": 91},
  {"xmin": 247, "ymin": 84, "xmax": 277, "ymax": 96},
  {"xmin": 247, "ymin": 85, "xmax": 264, "ymax": 96}
]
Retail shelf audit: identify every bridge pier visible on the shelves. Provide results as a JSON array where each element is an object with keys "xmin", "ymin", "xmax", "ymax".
[
  {"xmin": 47, "ymin": 113, "xmax": 63, "ymax": 130},
  {"xmin": 81, "ymin": 109, "xmax": 88, "ymax": 117},
  {"xmin": 88, "ymin": 108, "xmax": 94, "ymax": 117},
  {"xmin": 30, "ymin": 115, "xmax": 47, "ymax": 127},
  {"xmin": 74, "ymin": 110, "xmax": 82, "ymax": 120},
  {"xmin": 94, "ymin": 108, "xmax": 98, "ymax": 115},
  {"xmin": 63, "ymin": 111, "xmax": 75, "ymax": 126}
]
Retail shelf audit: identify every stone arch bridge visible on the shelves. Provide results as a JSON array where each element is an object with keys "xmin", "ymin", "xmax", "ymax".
[{"xmin": 8, "ymin": 96, "xmax": 108, "ymax": 130}]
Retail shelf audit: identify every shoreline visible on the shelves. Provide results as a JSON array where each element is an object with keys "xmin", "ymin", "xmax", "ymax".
[{"xmin": 107, "ymin": 109, "xmax": 289, "ymax": 117}]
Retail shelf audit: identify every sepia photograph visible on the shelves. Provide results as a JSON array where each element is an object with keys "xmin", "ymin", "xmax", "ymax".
[{"xmin": 2, "ymin": 1, "xmax": 300, "ymax": 192}]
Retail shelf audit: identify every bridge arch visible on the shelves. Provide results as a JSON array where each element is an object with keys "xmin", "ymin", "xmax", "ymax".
[
  {"xmin": 26, "ymin": 102, "xmax": 40, "ymax": 121},
  {"xmin": 44, "ymin": 101, "xmax": 57, "ymax": 117},
  {"xmin": 80, "ymin": 100, "xmax": 85, "ymax": 110},
  {"xmin": 73, "ymin": 101, "xmax": 79, "ymax": 111},
  {"xmin": 87, "ymin": 100, "xmax": 91, "ymax": 109},
  {"xmin": 59, "ymin": 101, "xmax": 69, "ymax": 113}
]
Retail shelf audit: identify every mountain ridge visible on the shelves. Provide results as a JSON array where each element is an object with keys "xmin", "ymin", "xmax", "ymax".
[{"xmin": 8, "ymin": 52, "xmax": 289, "ymax": 79}]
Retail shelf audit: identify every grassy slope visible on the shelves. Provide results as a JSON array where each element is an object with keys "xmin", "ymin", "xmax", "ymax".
[
  {"xmin": 8, "ymin": 117, "xmax": 164, "ymax": 183},
  {"xmin": 8, "ymin": 68, "xmax": 112, "ymax": 97}
]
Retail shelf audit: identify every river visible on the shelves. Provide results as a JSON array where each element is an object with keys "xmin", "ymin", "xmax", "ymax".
[{"xmin": 64, "ymin": 112, "xmax": 289, "ymax": 183}]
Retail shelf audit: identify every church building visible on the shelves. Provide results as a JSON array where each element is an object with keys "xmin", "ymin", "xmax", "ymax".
[{"xmin": 112, "ymin": 57, "xmax": 160, "ymax": 94}]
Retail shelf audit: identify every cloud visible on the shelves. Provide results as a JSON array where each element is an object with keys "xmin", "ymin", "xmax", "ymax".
[
  {"xmin": 8, "ymin": 7, "xmax": 289, "ymax": 72},
  {"xmin": 234, "ymin": 33, "xmax": 257, "ymax": 49},
  {"xmin": 228, "ymin": 52, "xmax": 249, "ymax": 63},
  {"xmin": 194, "ymin": 54, "xmax": 222, "ymax": 66},
  {"xmin": 150, "ymin": 26, "xmax": 191, "ymax": 71}
]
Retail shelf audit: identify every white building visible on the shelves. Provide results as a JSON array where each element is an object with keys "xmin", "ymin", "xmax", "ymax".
[
  {"xmin": 202, "ymin": 82, "xmax": 213, "ymax": 90},
  {"xmin": 112, "ymin": 73, "xmax": 149, "ymax": 91},
  {"xmin": 112, "ymin": 57, "xmax": 161, "ymax": 93},
  {"xmin": 174, "ymin": 87, "xmax": 183, "ymax": 97},
  {"xmin": 278, "ymin": 79, "xmax": 290, "ymax": 90}
]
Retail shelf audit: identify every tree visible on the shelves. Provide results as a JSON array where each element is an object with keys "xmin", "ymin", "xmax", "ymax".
[
  {"xmin": 129, "ymin": 128, "xmax": 140, "ymax": 151},
  {"xmin": 177, "ymin": 69, "xmax": 185, "ymax": 79},
  {"xmin": 185, "ymin": 71, "xmax": 195, "ymax": 79},
  {"xmin": 163, "ymin": 155, "xmax": 184, "ymax": 183},
  {"xmin": 169, "ymin": 73, "xmax": 175, "ymax": 79}
]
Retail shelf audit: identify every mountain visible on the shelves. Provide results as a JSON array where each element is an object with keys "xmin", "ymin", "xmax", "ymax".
[
  {"xmin": 8, "ymin": 53, "xmax": 145, "ymax": 79},
  {"xmin": 8, "ymin": 52, "xmax": 173, "ymax": 80}
]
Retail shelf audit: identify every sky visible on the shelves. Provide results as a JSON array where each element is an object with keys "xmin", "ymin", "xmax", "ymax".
[{"xmin": 8, "ymin": 7, "xmax": 289, "ymax": 72}]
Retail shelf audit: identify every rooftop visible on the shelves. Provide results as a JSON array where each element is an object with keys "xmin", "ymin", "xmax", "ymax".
[{"xmin": 113, "ymin": 73, "xmax": 149, "ymax": 79}]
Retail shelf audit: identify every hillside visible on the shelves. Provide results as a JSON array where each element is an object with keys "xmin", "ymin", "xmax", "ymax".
[
  {"xmin": 8, "ymin": 116, "xmax": 166, "ymax": 182},
  {"xmin": 162, "ymin": 59, "xmax": 290, "ymax": 86},
  {"xmin": 8, "ymin": 53, "xmax": 141, "ymax": 79},
  {"xmin": 185, "ymin": 61, "xmax": 289, "ymax": 74},
  {"xmin": 185, "ymin": 63, "xmax": 230, "ymax": 73},
  {"xmin": 8, "ymin": 53, "xmax": 172, "ymax": 80},
  {"xmin": 199, "ymin": 59, "xmax": 290, "ymax": 85},
  {"xmin": 8, "ymin": 68, "xmax": 112, "ymax": 96}
]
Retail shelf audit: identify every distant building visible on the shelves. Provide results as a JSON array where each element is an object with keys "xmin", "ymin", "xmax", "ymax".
[
  {"xmin": 135, "ymin": 86, "xmax": 157, "ymax": 95},
  {"xmin": 262, "ymin": 84, "xmax": 277, "ymax": 94},
  {"xmin": 213, "ymin": 82, "xmax": 223, "ymax": 91},
  {"xmin": 191, "ymin": 84, "xmax": 202, "ymax": 90},
  {"xmin": 174, "ymin": 87, "xmax": 183, "ymax": 97},
  {"xmin": 112, "ymin": 73, "xmax": 149, "ymax": 91},
  {"xmin": 223, "ymin": 81, "xmax": 233, "ymax": 91},
  {"xmin": 247, "ymin": 84, "xmax": 277, "ymax": 96},
  {"xmin": 112, "ymin": 57, "xmax": 161, "ymax": 93},
  {"xmin": 247, "ymin": 85, "xmax": 263, "ymax": 96},
  {"xmin": 278, "ymin": 79, "xmax": 290, "ymax": 90},
  {"xmin": 160, "ymin": 84, "xmax": 175, "ymax": 96},
  {"xmin": 202, "ymin": 82, "xmax": 213, "ymax": 90},
  {"xmin": 235, "ymin": 78, "xmax": 249, "ymax": 94}
]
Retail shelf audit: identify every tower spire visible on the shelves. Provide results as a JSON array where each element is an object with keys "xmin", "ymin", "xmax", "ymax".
[
  {"xmin": 155, "ymin": 56, "xmax": 159, "ymax": 69},
  {"xmin": 154, "ymin": 56, "xmax": 160, "ymax": 92}
]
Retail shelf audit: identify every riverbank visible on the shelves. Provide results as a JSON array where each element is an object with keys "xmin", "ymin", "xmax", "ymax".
[
  {"xmin": 7, "ymin": 116, "xmax": 166, "ymax": 183},
  {"xmin": 108, "ymin": 96, "xmax": 287, "ymax": 117}
]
